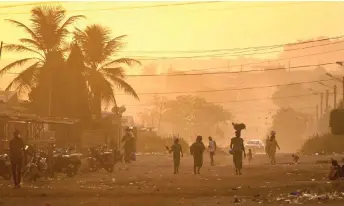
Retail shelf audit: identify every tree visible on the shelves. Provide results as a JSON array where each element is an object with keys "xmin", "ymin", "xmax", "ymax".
[
  {"xmin": 0, "ymin": 4, "xmax": 85, "ymax": 117},
  {"xmin": 160, "ymin": 95, "xmax": 232, "ymax": 140},
  {"xmin": 73, "ymin": 24, "xmax": 140, "ymax": 118},
  {"xmin": 272, "ymin": 84, "xmax": 317, "ymax": 109},
  {"xmin": 270, "ymin": 108, "xmax": 311, "ymax": 152}
]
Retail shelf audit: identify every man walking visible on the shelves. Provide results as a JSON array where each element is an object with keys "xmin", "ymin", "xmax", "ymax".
[
  {"xmin": 208, "ymin": 136, "xmax": 217, "ymax": 166},
  {"xmin": 9, "ymin": 129, "xmax": 25, "ymax": 188}
]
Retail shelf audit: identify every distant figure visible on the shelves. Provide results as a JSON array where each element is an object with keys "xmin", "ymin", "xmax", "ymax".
[
  {"xmin": 208, "ymin": 136, "xmax": 217, "ymax": 166},
  {"xmin": 9, "ymin": 129, "xmax": 25, "ymax": 188},
  {"xmin": 292, "ymin": 154, "xmax": 300, "ymax": 164},
  {"xmin": 168, "ymin": 138, "xmax": 183, "ymax": 174},
  {"xmin": 265, "ymin": 135, "xmax": 271, "ymax": 159},
  {"xmin": 121, "ymin": 127, "xmax": 135, "ymax": 164},
  {"xmin": 230, "ymin": 130, "xmax": 246, "ymax": 175},
  {"xmin": 190, "ymin": 136, "xmax": 206, "ymax": 175},
  {"xmin": 328, "ymin": 159, "xmax": 344, "ymax": 180},
  {"xmin": 247, "ymin": 149, "xmax": 253, "ymax": 164},
  {"xmin": 267, "ymin": 131, "xmax": 280, "ymax": 165}
]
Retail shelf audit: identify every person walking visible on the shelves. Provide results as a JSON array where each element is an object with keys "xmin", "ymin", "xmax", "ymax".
[
  {"xmin": 230, "ymin": 130, "xmax": 246, "ymax": 175},
  {"xmin": 168, "ymin": 138, "xmax": 183, "ymax": 174},
  {"xmin": 121, "ymin": 127, "xmax": 135, "ymax": 164},
  {"xmin": 208, "ymin": 136, "xmax": 217, "ymax": 166},
  {"xmin": 267, "ymin": 131, "xmax": 280, "ymax": 165},
  {"xmin": 190, "ymin": 136, "xmax": 206, "ymax": 175},
  {"xmin": 9, "ymin": 129, "xmax": 25, "ymax": 188}
]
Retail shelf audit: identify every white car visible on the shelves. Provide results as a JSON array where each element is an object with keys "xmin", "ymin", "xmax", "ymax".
[{"xmin": 244, "ymin": 139, "xmax": 265, "ymax": 154}]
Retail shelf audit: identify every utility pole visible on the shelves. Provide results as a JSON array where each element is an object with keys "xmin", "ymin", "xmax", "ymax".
[
  {"xmin": 334, "ymin": 85, "xmax": 337, "ymax": 109},
  {"xmin": 288, "ymin": 61, "xmax": 291, "ymax": 72},
  {"xmin": 325, "ymin": 89, "xmax": 329, "ymax": 112},
  {"xmin": 316, "ymin": 104, "xmax": 319, "ymax": 120},
  {"xmin": 320, "ymin": 93, "xmax": 323, "ymax": 116},
  {"xmin": 342, "ymin": 76, "xmax": 344, "ymax": 108}
]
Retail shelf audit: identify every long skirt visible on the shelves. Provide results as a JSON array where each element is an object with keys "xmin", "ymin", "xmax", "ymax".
[
  {"xmin": 193, "ymin": 155, "xmax": 203, "ymax": 167},
  {"xmin": 233, "ymin": 150, "xmax": 243, "ymax": 169}
]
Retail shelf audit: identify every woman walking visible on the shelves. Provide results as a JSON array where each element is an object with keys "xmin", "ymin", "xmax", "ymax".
[
  {"xmin": 230, "ymin": 130, "xmax": 246, "ymax": 175},
  {"xmin": 267, "ymin": 131, "xmax": 280, "ymax": 165},
  {"xmin": 190, "ymin": 136, "xmax": 206, "ymax": 175}
]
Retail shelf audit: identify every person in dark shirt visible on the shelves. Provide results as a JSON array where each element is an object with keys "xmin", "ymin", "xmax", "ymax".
[
  {"xmin": 121, "ymin": 128, "xmax": 134, "ymax": 164},
  {"xmin": 168, "ymin": 138, "xmax": 183, "ymax": 174},
  {"xmin": 190, "ymin": 136, "xmax": 206, "ymax": 175},
  {"xmin": 9, "ymin": 129, "xmax": 25, "ymax": 188}
]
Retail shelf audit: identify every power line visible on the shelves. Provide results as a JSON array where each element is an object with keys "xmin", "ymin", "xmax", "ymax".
[
  {"xmin": 3, "ymin": 36, "xmax": 343, "ymax": 61},
  {"xmin": 116, "ymin": 78, "xmax": 334, "ymax": 96},
  {"xmin": 123, "ymin": 93, "xmax": 323, "ymax": 107},
  {"xmin": 126, "ymin": 62, "xmax": 337, "ymax": 77},
  {"xmin": 120, "ymin": 36, "xmax": 344, "ymax": 55},
  {"xmin": 0, "ymin": 1, "xmax": 223, "ymax": 15},
  {"xmin": 4, "ymin": 62, "xmax": 338, "ymax": 77},
  {"xmin": 0, "ymin": 1, "xmax": 96, "ymax": 9},
  {"xmin": 126, "ymin": 40, "xmax": 344, "ymax": 60}
]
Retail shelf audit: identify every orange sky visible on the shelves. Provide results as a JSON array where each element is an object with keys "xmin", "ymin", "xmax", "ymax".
[
  {"xmin": 1, "ymin": 1, "xmax": 344, "ymax": 59},
  {"xmin": 1, "ymin": 1, "xmax": 343, "ymax": 139}
]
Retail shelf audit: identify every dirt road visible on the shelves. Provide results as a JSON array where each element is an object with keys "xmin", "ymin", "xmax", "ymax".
[{"xmin": 0, "ymin": 153, "xmax": 344, "ymax": 206}]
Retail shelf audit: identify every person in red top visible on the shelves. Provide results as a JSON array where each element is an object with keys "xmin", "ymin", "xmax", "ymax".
[{"xmin": 9, "ymin": 129, "xmax": 25, "ymax": 188}]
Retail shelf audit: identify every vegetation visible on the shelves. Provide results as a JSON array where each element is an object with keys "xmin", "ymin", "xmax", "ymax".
[
  {"xmin": 0, "ymin": 4, "xmax": 139, "ymax": 121},
  {"xmin": 138, "ymin": 95, "xmax": 232, "ymax": 140},
  {"xmin": 270, "ymin": 107, "xmax": 312, "ymax": 152},
  {"xmin": 301, "ymin": 133, "xmax": 344, "ymax": 155}
]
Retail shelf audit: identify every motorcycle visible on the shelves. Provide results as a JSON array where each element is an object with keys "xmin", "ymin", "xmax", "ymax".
[
  {"xmin": 23, "ymin": 145, "xmax": 48, "ymax": 181},
  {"xmin": 0, "ymin": 154, "xmax": 12, "ymax": 180},
  {"xmin": 86, "ymin": 146, "xmax": 122, "ymax": 173},
  {"xmin": 52, "ymin": 147, "xmax": 82, "ymax": 177}
]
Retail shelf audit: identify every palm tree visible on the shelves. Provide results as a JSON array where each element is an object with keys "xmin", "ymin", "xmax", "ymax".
[
  {"xmin": 73, "ymin": 24, "xmax": 140, "ymax": 118},
  {"xmin": 0, "ymin": 4, "xmax": 84, "ymax": 117}
]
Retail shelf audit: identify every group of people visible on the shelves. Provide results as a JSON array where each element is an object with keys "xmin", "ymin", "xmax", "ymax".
[
  {"xmin": 167, "ymin": 124, "xmax": 282, "ymax": 176},
  {"xmin": 167, "ymin": 136, "xmax": 217, "ymax": 175}
]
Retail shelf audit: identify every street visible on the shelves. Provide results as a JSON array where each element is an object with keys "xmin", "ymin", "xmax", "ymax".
[{"xmin": 0, "ymin": 153, "xmax": 344, "ymax": 206}]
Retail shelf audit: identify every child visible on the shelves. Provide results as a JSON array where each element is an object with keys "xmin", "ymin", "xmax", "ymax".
[
  {"xmin": 329, "ymin": 159, "xmax": 341, "ymax": 180},
  {"xmin": 190, "ymin": 136, "xmax": 206, "ymax": 175},
  {"xmin": 247, "ymin": 149, "xmax": 253, "ymax": 164},
  {"xmin": 167, "ymin": 138, "xmax": 183, "ymax": 174}
]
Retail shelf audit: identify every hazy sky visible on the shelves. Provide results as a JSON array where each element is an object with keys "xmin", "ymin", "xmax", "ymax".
[
  {"xmin": 0, "ymin": 1, "xmax": 343, "ymax": 139},
  {"xmin": 1, "ymin": 1, "xmax": 344, "ymax": 59}
]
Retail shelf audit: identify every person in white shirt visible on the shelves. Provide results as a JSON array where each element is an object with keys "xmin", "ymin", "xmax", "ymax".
[{"xmin": 208, "ymin": 136, "xmax": 217, "ymax": 166}]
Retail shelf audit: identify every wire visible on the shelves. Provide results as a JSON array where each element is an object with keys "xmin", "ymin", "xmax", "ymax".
[
  {"xmin": 0, "ymin": 1, "xmax": 96, "ymax": 9},
  {"xmin": 126, "ymin": 40, "xmax": 344, "ymax": 60},
  {"xmin": 121, "ymin": 36, "xmax": 344, "ymax": 56},
  {"xmin": 127, "ymin": 62, "xmax": 337, "ymax": 77},
  {"xmin": 115, "ymin": 78, "xmax": 334, "ymax": 96},
  {"xmin": 0, "ymin": 1, "xmax": 223, "ymax": 15},
  {"xmin": 122, "ymin": 93, "xmax": 323, "ymax": 107}
]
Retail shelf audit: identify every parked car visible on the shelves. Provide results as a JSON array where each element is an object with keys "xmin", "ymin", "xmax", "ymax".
[{"xmin": 245, "ymin": 139, "xmax": 265, "ymax": 154}]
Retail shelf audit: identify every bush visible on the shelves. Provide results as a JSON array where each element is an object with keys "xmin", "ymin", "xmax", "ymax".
[{"xmin": 300, "ymin": 133, "xmax": 344, "ymax": 155}]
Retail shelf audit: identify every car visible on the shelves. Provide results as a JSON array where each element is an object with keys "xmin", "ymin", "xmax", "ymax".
[{"xmin": 244, "ymin": 139, "xmax": 265, "ymax": 154}]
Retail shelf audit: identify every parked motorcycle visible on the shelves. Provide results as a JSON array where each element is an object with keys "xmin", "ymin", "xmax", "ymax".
[
  {"xmin": 23, "ymin": 145, "xmax": 48, "ymax": 181},
  {"xmin": 0, "ymin": 154, "xmax": 11, "ymax": 180},
  {"xmin": 52, "ymin": 147, "xmax": 82, "ymax": 177},
  {"xmin": 86, "ymin": 146, "xmax": 122, "ymax": 173}
]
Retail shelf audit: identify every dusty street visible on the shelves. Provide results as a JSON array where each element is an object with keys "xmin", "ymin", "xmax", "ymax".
[{"xmin": 0, "ymin": 153, "xmax": 344, "ymax": 206}]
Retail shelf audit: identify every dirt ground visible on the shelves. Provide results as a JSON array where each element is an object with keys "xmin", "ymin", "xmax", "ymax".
[{"xmin": 0, "ymin": 153, "xmax": 344, "ymax": 206}]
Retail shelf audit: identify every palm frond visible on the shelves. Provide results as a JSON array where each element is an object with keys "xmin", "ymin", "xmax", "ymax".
[
  {"xmin": 0, "ymin": 58, "xmax": 41, "ymax": 76},
  {"xmin": 110, "ymin": 77, "xmax": 139, "ymax": 100},
  {"xmin": 6, "ymin": 61, "xmax": 41, "ymax": 94},
  {"xmin": 3, "ymin": 44, "xmax": 45, "ymax": 59},
  {"xmin": 100, "ymin": 67, "xmax": 125, "ymax": 79},
  {"xmin": 19, "ymin": 38, "xmax": 43, "ymax": 51},
  {"xmin": 5, "ymin": 19, "xmax": 40, "ymax": 42},
  {"xmin": 59, "ymin": 15, "xmax": 85, "ymax": 31},
  {"xmin": 101, "ymin": 58, "xmax": 141, "ymax": 68}
]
